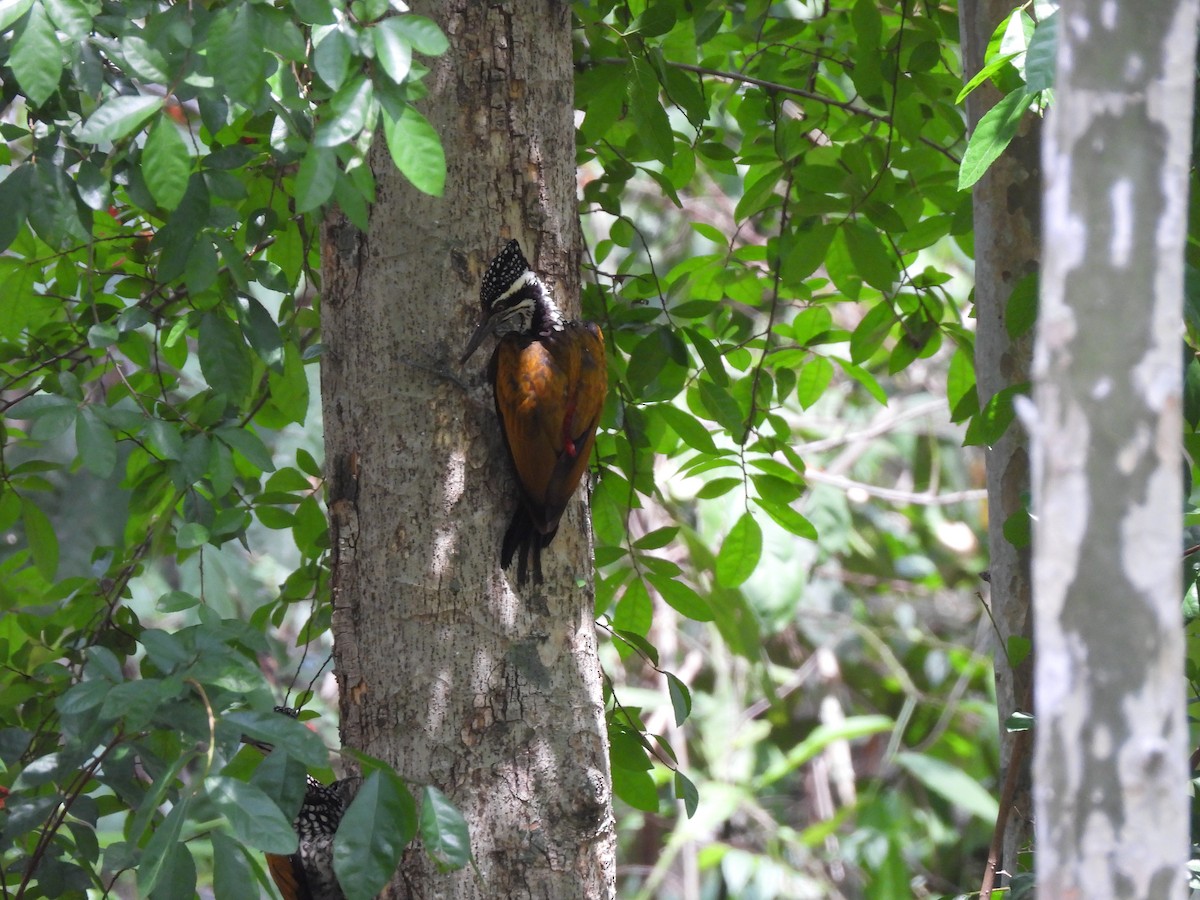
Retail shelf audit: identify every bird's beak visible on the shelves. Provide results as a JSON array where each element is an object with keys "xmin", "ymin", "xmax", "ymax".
[{"xmin": 460, "ymin": 316, "xmax": 497, "ymax": 365}]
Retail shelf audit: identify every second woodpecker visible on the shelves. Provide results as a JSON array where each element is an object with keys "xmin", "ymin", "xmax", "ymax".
[{"xmin": 461, "ymin": 240, "xmax": 607, "ymax": 584}]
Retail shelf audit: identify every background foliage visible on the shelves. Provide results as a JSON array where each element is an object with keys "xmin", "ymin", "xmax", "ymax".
[{"xmin": 0, "ymin": 0, "xmax": 1113, "ymax": 898}]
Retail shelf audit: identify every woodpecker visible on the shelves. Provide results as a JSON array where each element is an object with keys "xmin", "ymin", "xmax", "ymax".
[
  {"xmin": 265, "ymin": 774, "xmax": 358, "ymax": 900},
  {"xmin": 243, "ymin": 708, "xmax": 359, "ymax": 900},
  {"xmin": 461, "ymin": 239, "xmax": 607, "ymax": 584}
]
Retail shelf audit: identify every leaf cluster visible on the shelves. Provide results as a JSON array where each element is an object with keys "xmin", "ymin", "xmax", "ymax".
[
  {"xmin": 0, "ymin": 1, "xmax": 459, "ymax": 896},
  {"xmin": 573, "ymin": 1, "xmax": 998, "ymax": 894}
]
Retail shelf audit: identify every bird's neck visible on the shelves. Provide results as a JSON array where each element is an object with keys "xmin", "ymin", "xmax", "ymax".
[{"xmin": 532, "ymin": 291, "xmax": 566, "ymax": 335}]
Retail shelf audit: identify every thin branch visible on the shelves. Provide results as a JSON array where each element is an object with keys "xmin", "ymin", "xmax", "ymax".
[
  {"xmin": 798, "ymin": 398, "xmax": 947, "ymax": 453},
  {"xmin": 803, "ymin": 469, "xmax": 987, "ymax": 506}
]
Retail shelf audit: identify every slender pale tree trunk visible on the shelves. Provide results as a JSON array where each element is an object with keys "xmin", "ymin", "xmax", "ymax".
[
  {"xmin": 959, "ymin": 0, "xmax": 1039, "ymax": 883},
  {"xmin": 1033, "ymin": 1, "xmax": 1196, "ymax": 895},
  {"xmin": 319, "ymin": 1, "xmax": 616, "ymax": 896}
]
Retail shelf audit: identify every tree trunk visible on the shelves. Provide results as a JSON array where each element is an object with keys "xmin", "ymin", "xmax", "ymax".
[
  {"xmin": 319, "ymin": 1, "xmax": 616, "ymax": 897},
  {"xmin": 958, "ymin": 0, "xmax": 1039, "ymax": 883},
  {"xmin": 1033, "ymin": 1, "xmax": 1196, "ymax": 895}
]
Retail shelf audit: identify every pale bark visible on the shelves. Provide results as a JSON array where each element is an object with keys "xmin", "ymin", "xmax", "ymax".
[
  {"xmin": 1033, "ymin": 1, "xmax": 1196, "ymax": 896},
  {"xmin": 959, "ymin": 0, "xmax": 1039, "ymax": 882},
  {"xmin": 319, "ymin": 1, "xmax": 616, "ymax": 897}
]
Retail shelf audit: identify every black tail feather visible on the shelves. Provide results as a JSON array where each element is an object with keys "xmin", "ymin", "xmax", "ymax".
[{"xmin": 501, "ymin": 507, "xmax": 556, "ymax": 585}]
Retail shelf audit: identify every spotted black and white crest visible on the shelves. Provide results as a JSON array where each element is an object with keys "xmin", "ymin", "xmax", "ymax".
[{"xmin": 481, "ymin": 240, "xmax": 538, "ymax": 313}]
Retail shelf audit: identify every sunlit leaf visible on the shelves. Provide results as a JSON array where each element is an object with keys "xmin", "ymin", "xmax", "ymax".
[
  {"xmin": 78, "ymin": 94, "xmax": 161, "ymax": 144},
  {"xmin": 715, "ymin": 513, "xmax": 762, "ymax": 588},
  {"xmin": 958, "ymin": 88, "xmax": 1030, "ymax": 190},
  {"xmin": 10, "ymin": 2, "xmax": 61, "ymax": 107},
  {"xmin": 382, "ymin": 102, "xmax": 445, "ymax": 197}
]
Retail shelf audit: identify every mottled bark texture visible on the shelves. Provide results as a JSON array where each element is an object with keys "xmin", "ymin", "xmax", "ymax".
[
  {"xmin": 959, "ymin": 0, "xmax": 1039, "ymax": 880},
  {"xmin": 1034, "ymin": 1, "xmax": 1196, "ymax": 896},
  {"xmin": 319, "ymin": 2, "xmax": 616, "ymax": 897}
]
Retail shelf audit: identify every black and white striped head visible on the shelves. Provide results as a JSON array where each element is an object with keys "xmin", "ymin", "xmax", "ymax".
[{"xmin": 461, "ymin": 240, "xmax": 563, "ymax": 364}]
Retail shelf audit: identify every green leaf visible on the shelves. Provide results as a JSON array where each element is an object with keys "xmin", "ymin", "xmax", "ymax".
[
  {"xmin": 610, "ymin": 724, "xmax": 652, "ymax": 771},
  {"xmin": 143, "ymin": 115, "xmax": 191, "ymax": 211},
  {"xmin": 198, "ymin": 310, "xmax": 253, "ymax": 404},
  {"xmin": 57, "ymin": 679, "xmax": 109, "ymax": 715},
  {"xmin": 956, "ymin": 51, "xmax": 1022, "ymax": 104},
  {"xmin": 138, "ymin": 796, "xmax": 191, "ymax": 896},
  {"xmin": 176, "ymin": 522, "xmax": 209, "ymax": 549},
  {"xmin": 795, "ymin": 357, "xmax": 833, "ymax": 409},
  {"xmin": 843, "ymin": 221, "xmax": 897, "ymax": 292},
  {"xmin": 963, "ymin": 383, "xmax": 1027, "ymax": 446},
  {"xmin": 674, "ymin": 770, "xmax": 698, "ymax": 818},
  {"xmin": 76, "ymin": 407, "xmax": 117, "ymax": 477},
  {"xmin": 206, "ymin": 776, "xmax": 297, "ymax": 854},
  {"xmin": 0, "ymin": 164, "xmax": 33, "ymax": 251},
  {"xmin": 419, "ymin": 785, "xmax": 471, "ymax": 871},
  {"xmin": 629, "ymin": 56, "xmax": 673, "ymax": 165},
  {"xmin": 0, "ymin": 258, "xmax": 36, "ymax": 337},
  {"xmin": 294, "ymin": 0, "xmax": 335, "ymax": 25},
  {"xmin": 614, "ymin": 577, "xmax": 653, "ymax": 637},
  {"xmin": 782, "ymin": 224, "xmax": 836, "ymax": 283},
  {"xmin": 30, "ymin": 157, "xmax": 91, "ymax": 248},
  {"xmin": 753, "ymin": 497, "xmax": 817, "ymax": 540},
  {"xmin": 958, "ymin": 89, "xmax": 1030, "ymax": 190},
  {"xmin": 234, "ymin": 294, "xmax": 285, "ymax": 371},
  {"xmin": 313, "ymin": 23, "xmax": 351, "ymax": 90},
  {"xmin": 760, "ymin": 715, "xmax": 894, "ymax": 785},
  {"xmin": 1002, "ymin": 507, "xmax": 1031, "ymax": 548},
  {"xmin": 697, "ymin": 378, "xmax": 745, "ymax": 435},
  {"xmin": 295, "ymin": 145, "xmax": 338, "ymax": 213},
  {"xmin": 1007, "ymin": 635, "xmax": 1032, "ymax": 668},
  {"xmin": 211, "ymin": 832, "xmax": 259, "ymax": 900},
  {"xmin": 10, "ymin": 2, "xmax": 62, "ymax": 107},
  {"xmin": 1024, "ymin": 12, "xmax": 1057, "ymax": 93},
  {"xmin": 684, "ymin": 326, "xmax": 728, "ymax": 387},
  {"xmin": 665, "ymin": 673, "xmax": 691, "ymax": 726},
  {"xmin": 633, "ymin": 526, "xmax": 678, "ymax": 551},
  {"xmin": 646, "ymin": 572, "xmax": 713, "ymax": 622},
  {"xmin": 612, "ymin": 765, "xmax": 658, "ymax": 812},
  {"xmin": 44, "ymin": 0, "xmax": 92, "ymax": 41},
  {"xmin": 0, "ymin": 0, "xmax": 33, "ymax": 33},
  {"xmin": 849, "ymin": 301, "xmax": 896, "ymax": 364},
  {"xmin": 656, "ymin": 403, "xmax": 718, "ymax": 455},
  {"xmin": 315, "ymin": 75, "xmax": 375, "ymax": 147},
  {"xmin": 1006, "ymin": 711, "xmax": 1034, "ymax": 733},
  {"xmin": 1005, "ymin": 272, "xmax": 1038, "ymax": 339},
  {"xmin": 895, "ymin": 751, "xmax": 999, "ymax": 822},
  {"xmin": 120, "ymin": 34, "xmax": 169, "ymax": 81},
  {"xmin": 834, "ymin": 357, "xmax": 888, "ymax": 405},
  {"xmin": 268, "ymin": 342, "xmax": 311, "ymax": 425},
  {"xmin": 334, "ymin": 770, "xmax": 418, "ymax": 898},
  {"xmin": 154, "ymin": 840, "xmax": 197, "ymax": 898},
  {"xmin": 21, "ymin": 496, "xmax": 58, "ymax": 579},
  {"xmin": 695, "ymin": 477, "xmax": 740, "ymax": 499},
  {"xmin": 382, "ymin": 102, "xmax": 445, "ymax": 197},
  {"xmin": 715, "ymin": 513, "xmax": 762, "ymax": 588},
  {"xmin": 373, "ymin": 17, "xmax": 413, "ymax": 84},
  {"xmin": 223, "ymin": 711, "xmax": 330, "ymax": 770},
  {"xmin": 78, "ymin": 94, "xmax": 161, "ymax": 144},
  {"xmin": 663, "ymin": 66, "xmax": 707, "ymax": 128},
  {"xmin": 629, "ymin": 2, "xmax": 675, "ymax": 36},
  {"xmin": 386, "ymin": 14, "xmax": 447, "ymax": 56},
  {"xmin": 946, "ymin": 344, "xmax": 977, "ymax": 421},
  {"xmin": 207, "ymin": 4, "xmax": 265, "ymax": 107}
]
